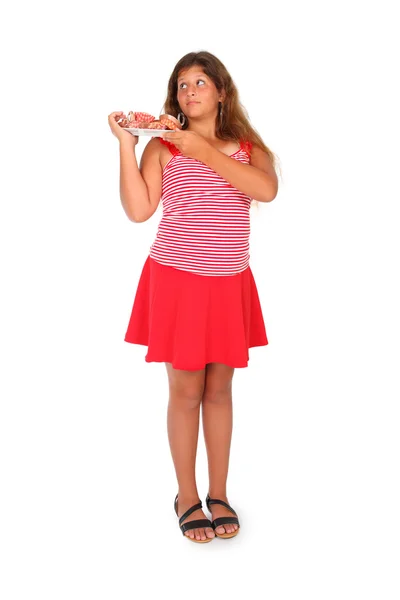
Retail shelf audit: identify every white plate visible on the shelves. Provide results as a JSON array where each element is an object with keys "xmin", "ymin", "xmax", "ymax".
[{"xmin": 124, "ymin": 128, "xmax": 172, "ymax": 137}]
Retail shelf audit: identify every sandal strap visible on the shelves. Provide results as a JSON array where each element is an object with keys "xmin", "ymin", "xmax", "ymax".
[
  {"xmin": 206, "ymin": 494, "xmax": 237, "ymax": 516},
  {"xmin": 176, "ymin": 498, "xmax": 203, "ymax": 526},
  {"xmin": 212, "ymin": 516, "xmax": 240, "ymax": 528},
  {"xmin": 180, "ymin": 518, "xmax": 213, "ymax": 534}
]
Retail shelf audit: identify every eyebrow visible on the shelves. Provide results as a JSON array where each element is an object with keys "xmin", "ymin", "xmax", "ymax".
[{"xmin": 177, "ymin": 73, "xmax": 207, "ymax": 83}]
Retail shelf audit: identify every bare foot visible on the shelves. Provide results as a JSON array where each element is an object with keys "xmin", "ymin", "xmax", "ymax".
[
  {"xmin": 176, "ymin": 496, "xmax": 215, "ymax": 541},
  {"xmin": 207, "ymin": 495, "xmax": 239, "ymax": 536}
]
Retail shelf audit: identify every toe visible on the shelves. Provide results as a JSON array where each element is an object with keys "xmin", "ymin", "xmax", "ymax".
[
  {"xmin": 216, "ymin": 525, "xmax": 226, "ymax": 534},
  {"xmin": 199, "ymin": 528, "xmax": 206, "ymax": 541},
  {"xmin": 206, "ymin": 528, "xmax": 215, "ymax": 539},
  {"xmin": 195, "ymin": 528, "xmax": 201, "ymax": 541}
]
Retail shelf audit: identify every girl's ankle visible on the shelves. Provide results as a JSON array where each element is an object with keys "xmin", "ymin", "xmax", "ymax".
[
  {"xmin": 177, "ymin": 492, "xmax": 201, "ymax": 503},
  {"xmin": 208, "ymin": 490, "xmax": 227, "ymax": 499}
]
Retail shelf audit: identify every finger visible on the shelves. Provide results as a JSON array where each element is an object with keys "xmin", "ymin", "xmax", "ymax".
[
  {"xmin": 109, "ymin": 112, "xmax": 125, "ymax": 120},
  {"xmin": 162, "ymin": 132, "xmax": 179, "ymax": 140}
]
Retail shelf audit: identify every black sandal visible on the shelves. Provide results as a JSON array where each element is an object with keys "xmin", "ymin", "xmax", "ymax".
[
  {"xmin": 174, "ymin": 494, "xmax": 214, "ymax": 543},
  {"xmin": 205, "ymin": 493, "xmax": 240, "ymax": 538}
]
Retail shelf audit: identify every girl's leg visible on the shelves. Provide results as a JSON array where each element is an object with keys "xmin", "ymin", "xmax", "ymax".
[
  {"xmin": 201, "ymin": 362, "xmax": 238, "ymax": 535},
  {"xmin": 165, "ymin": 362, "xmax": 215, "ymax": 541}
]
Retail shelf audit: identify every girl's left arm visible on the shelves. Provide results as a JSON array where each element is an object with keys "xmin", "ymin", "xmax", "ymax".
[{"xmin": 199, "ymin": 144, "xmax": 279, "ymax": 203}]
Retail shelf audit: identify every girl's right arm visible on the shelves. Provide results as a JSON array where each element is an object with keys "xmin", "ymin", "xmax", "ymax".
[{"xmin": 119, "ymin": 138, "xmax": 162, "ymax": 223}]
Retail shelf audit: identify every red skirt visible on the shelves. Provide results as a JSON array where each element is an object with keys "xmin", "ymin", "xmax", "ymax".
[{"xmin": 124, "ymin": 256, "xmax": 268, "ymax": 371}]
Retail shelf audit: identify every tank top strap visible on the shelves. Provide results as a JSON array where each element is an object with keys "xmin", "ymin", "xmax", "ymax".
[
  {"xmin": 240, "ymin": 140, "xmax": 253, "ymax": 155},
  {"xmin": 158, "ymin": 137, "xmax": 181, "ymax": 156}
]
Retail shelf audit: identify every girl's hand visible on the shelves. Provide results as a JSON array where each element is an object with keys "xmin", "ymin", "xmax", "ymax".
[
  {"xmin": 161, "ymin": 129, "xmax": 210, "ymax": 161},
  {"xmin": 108, "ymin": 111, "xmax": 138, "ymax": 146}
]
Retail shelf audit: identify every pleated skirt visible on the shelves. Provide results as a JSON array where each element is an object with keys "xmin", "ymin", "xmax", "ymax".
[{"xmin": 124, "ymin": 255, "xmax": 268, "ymax": 371}]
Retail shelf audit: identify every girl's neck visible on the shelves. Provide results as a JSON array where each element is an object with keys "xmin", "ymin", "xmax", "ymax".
[{"xmin": 186, "ymin": 119, "xmax": 218, "ymax": 141}]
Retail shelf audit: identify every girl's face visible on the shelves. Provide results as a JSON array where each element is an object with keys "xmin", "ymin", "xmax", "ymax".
[{"xmin": 176, "ymin": 66, "xmax": 224, "ymax": 117}]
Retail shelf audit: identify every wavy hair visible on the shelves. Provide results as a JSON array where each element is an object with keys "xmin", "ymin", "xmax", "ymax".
[{"xmin": 161, "ymin": 50, "xmax": 281, "ymax": 206}]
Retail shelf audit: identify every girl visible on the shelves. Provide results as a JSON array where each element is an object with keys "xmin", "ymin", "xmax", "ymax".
[{"xmin": 108, "ymin": 51, "xmax": 279, "ymax": 544}]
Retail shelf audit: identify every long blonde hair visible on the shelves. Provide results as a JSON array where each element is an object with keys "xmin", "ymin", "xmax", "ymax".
[{"xmin": 161, "ymin": 50, "xmax": 282, "ymax": 205}]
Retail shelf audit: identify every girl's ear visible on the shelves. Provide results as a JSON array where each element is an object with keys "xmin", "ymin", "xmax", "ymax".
[{"xmin": 219, "ymin": 89, "xmax": 226, "ymax": 103}]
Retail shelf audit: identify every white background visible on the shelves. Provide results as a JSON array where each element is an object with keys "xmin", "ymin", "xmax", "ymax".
[{"xmin": 1, "ymin": 0, "xmax": 399, "ymax": 598}]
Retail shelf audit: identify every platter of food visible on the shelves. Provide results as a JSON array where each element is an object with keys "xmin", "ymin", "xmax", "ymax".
[{"xmin": 119, "ymin": 111, "xmax": 182, "ymax": 136}]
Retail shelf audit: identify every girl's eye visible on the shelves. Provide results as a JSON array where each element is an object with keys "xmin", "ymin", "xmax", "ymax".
[{"xmin": 179, "ymin": 79, "xmax": 205, "ymax": 89}]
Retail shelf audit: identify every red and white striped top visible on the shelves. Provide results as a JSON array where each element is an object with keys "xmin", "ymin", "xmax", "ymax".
[{"xmin": 149, "ymin": 138, "xmax": 253, "ymax": 276}]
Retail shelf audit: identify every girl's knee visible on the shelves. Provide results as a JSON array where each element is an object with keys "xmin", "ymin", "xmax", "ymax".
[{"xmin": 165, "ymin": 362, "xmax": 206, "ymax": 408}]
